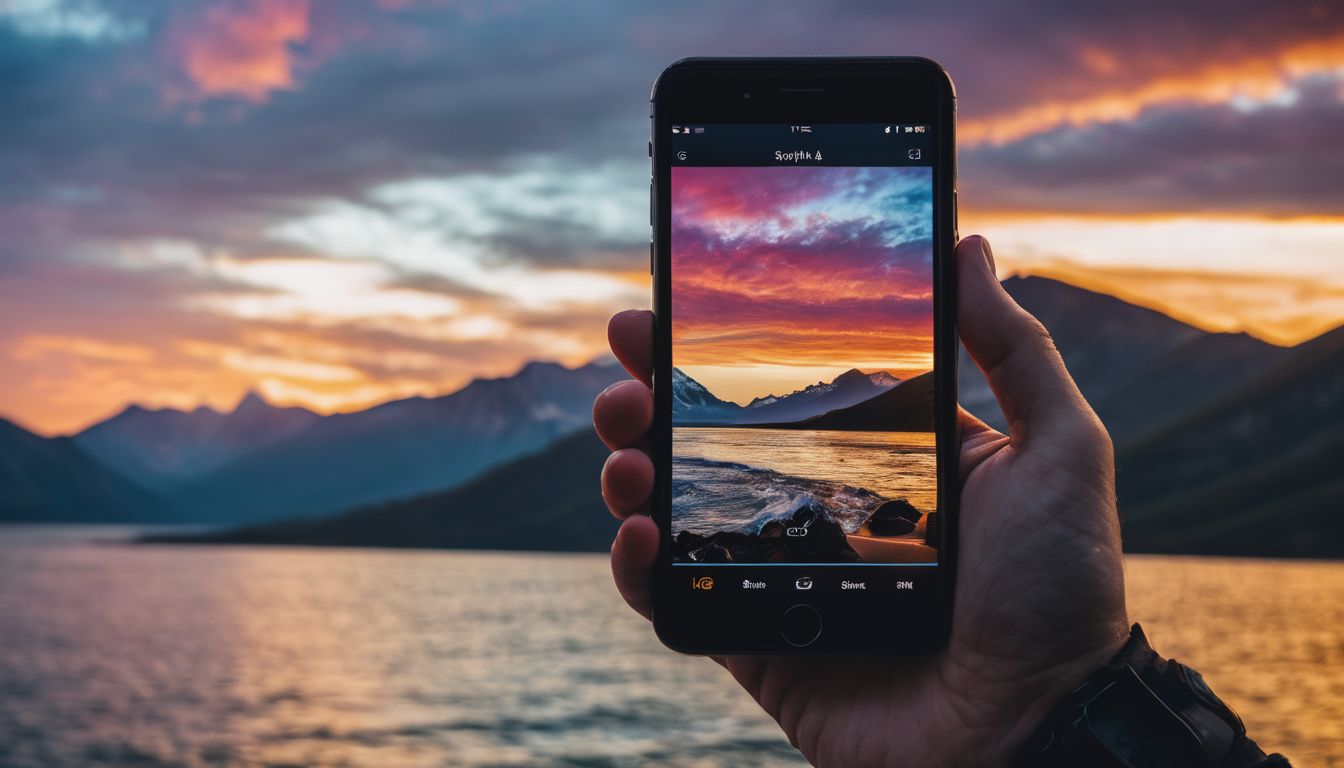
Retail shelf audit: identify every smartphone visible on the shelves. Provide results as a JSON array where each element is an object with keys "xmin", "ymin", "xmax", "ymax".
[{"xmin": 649, "ymin": 58, "xmax": 958, "ymax": 655}]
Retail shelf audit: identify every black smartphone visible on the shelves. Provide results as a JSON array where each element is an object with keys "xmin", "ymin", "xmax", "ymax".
[{"xmin": 649, "ymin": 58, "xmax": 958, "ymax": 655}]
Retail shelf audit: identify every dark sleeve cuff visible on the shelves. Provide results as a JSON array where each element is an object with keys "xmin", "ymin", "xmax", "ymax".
[{"xmin": 1015, "ymin": 624, "xmax": 1292, "ymax": 768}]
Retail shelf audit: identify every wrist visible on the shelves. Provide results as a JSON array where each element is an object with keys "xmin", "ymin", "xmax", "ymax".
[
  {"xmin": 1010, "ymin": 623, "xmax": 1285, "ymax": 768},
  {"xmin": 996, "ymin": 625, "xmax": 1131, "ymax": 765},
  {"xmin": 939, "ymin": 618, "xmax": 1131, "ymax": 768}
]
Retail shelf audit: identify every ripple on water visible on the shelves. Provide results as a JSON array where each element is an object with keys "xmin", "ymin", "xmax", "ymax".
[{"xmin": 0, "ymin": 535, "xmax": 1339, "ymax": 767}]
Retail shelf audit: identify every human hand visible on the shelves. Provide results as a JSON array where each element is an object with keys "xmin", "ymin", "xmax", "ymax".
[{"xmin": 592, "ymin": 235, "xmax": 1130, "ymax": 767}]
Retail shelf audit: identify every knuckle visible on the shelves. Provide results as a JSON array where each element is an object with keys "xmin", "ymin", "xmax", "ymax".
[
  {"xmin": 1092, "ymin": 416, "xmax": 1115, "ymax": 455},
  {"xmin": 1060, "ymin": 407, "xmax": 1114, "ymax": 459},
  {"xmin": 1020, "ymin": 314, "xmax": 1058, "ymax": 355}
]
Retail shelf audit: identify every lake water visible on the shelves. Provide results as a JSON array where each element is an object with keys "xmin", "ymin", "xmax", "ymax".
[
  {"xmin": 1, "ymin": 529, "xmax": 1341, "ymax": 766},
  {"xmin": 675, "ymin": 429, "xmax": 938, "ymax": 514}
]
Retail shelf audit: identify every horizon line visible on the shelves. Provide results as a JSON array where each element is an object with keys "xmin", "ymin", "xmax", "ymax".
[
  {"xmin": 675, "ymin": 365, "xmax": 929, "ymax": 408},
  {"xmin": 2, "ymin": 356, "xmax": 618, "ymax": 439},
  {"xmin": 6, "ymin": 272, "xmax": 1339, "ymax": 438}
]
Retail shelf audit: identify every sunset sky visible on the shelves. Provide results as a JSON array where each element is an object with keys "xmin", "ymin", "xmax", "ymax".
[
  {"xmin": 1, "ymin": 0, "xmax": 1342, "ymax": 434},
  {"xmin": 672, "ymin": 166, "xmax": 932, "ymax": 404}
]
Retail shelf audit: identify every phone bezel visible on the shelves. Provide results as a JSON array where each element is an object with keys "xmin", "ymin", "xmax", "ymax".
[{"xmin": 649, "ymin": 57, "xmax": 959, "ymax": 656}]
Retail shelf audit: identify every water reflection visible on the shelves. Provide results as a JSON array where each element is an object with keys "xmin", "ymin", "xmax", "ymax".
[
  {"xmin": 0, "ymin": 535, "xmax": 1339, "ymax": 766},
  {"xmin": 675, "ymin": 428, "xmax": 938, "ymax": 512}
]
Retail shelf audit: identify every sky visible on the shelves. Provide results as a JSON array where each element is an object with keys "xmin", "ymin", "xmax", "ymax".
[
  {"xmin": 672, "ymin": 166, "xmax": 932, "ymax": 404},
  {"xmin": 1, "ymin": 0, "xmax": 1342, "ymax": 434}
]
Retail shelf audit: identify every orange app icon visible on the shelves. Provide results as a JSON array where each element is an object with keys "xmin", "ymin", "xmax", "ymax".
[{"xmin": 692, "ymin": 576, "xmax": 715, "ymax": 590}]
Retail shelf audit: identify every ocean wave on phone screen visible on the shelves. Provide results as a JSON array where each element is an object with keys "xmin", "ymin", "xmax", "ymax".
[{"xmin": 671, "ymin": 455, "xmax": 883, "ymax": 535}]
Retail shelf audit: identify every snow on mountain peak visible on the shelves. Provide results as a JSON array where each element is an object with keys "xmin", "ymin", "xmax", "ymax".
[{"xmin": 866, "ymin": 371, "xmax": 901, "ymax": 388}]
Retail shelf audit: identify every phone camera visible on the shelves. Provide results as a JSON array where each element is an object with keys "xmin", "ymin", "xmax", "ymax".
[{"xmin": 742, "ymin": 92, "xmax": 752, "ymax": 100}]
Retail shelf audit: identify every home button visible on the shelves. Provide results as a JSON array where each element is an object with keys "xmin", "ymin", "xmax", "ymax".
[{"xmin": 781, "ymin": 604, "xmax": 822, "ymax": 648}]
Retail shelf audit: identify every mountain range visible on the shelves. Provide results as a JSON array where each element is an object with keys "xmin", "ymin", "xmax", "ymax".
[
  {"xmin": 4, "ymin": 360, "xmax": 625, "ymax": 524},
  {"xmin": 770, "ymin": 371, "xmax": 935, "ymax": 432},
  {"xmin": 148, "ymin": 429, "xmax": 617, "ymax": 552},
  {"xmin": 158, "ymin": 360, "xmax": 626, "ymax": 523},
  {"xmin": 183, "ymin": 279, "xmax": 1342, "ymax": 557},
  {"xmin": 1116, "ymin": 324, "xmax": 1344, "ymax": 556},
  {"xmin": 672, "ymin": 367, "xmax": 900, "ymax": 424},
  {"xmin": 958, "ymin": 277, "xmax": 1291, "ymax": 443},
  {"xmin": 4, "ymin": 276, "xmax": 1341, "ymax": 557},
  {"xmin": 958, "ymin": 277, "xmax": 1343, "ymax": 556},
  {"xmin": 0, "ymin": 418, "xmax": 166, "ymax": 522},
  {"xmin": 74, "ymin": 392, "xmax": 322, "ymax": 489}
]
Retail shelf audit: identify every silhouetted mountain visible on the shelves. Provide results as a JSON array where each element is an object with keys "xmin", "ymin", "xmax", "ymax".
[
  {"xmin": 773, "ymin": 371, "xmax": 935, "ymax": 431},
  {"xmin": 162, "ymin": 361, "xmax": 625, "ymax": 523},
  {"xmin": 673, "ymin": 367, "xmax": 900, "ymax": 425},
  {"xmin": 954, "ymin": 277, "xmax": 1342, "ymax": 556},
  {"xmin": 10, "ymin": 274, "xmax": 1334, "ymax": 558},
  {"xmin": 739, "ymin": 369, "xmax": 900, "ymax": 424},
  {"xmin": 159, "ymin": 376, "xmax": 933, "ymax": 550},
  {"xmin": 154, "ymin": 429, "xmax": 615, "ymax": 551},
  {"xmin": 0, "ymin": 418, "xmax": 166, "ymax": 522},
  {"xmin": 1117, "ymin": 325, "xmax": 1344, "ymax": 557},
  {"xmin": 146, "ymin": 317, "xmax": 1344, "ymax": 559},
  {"xmin": 74, "ymin": 392, "xmax": 320, "ymax": 489},
  {"xmin": 959, "ymin": 277, "xmax": 1288, "ymax": 442},
  {"xmin": 671, "ymin": 367, "xmax": 742, "ymax": 422}
]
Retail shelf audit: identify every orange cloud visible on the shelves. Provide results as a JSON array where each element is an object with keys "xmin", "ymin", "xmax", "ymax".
[
  {"xmin": 1005, "ymin": 259, "xmax": 1344, "ymax": 347},
  {"xmin": 12, "ymin": 334, "xmax": 155, "ymax": 363},
  {"xmin": 962, "ymin": 34, "xmax": 1344, "ymax": 146},
  {"xmin": 961, "ymin": 210, "xmax": 1344, "ymax": 346},
  {"xmin": 171, "ymin": 0, "xmax": 311, "ymax": 103}
]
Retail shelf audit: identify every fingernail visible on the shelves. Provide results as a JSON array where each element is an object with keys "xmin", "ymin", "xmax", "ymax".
[
  {"xmin": 596, "ymin": 380, "xmax": 624, "ymax": 400},
  {"xmin": 976, "ymin": 236, "xmax": 996, "ymax": 276}
]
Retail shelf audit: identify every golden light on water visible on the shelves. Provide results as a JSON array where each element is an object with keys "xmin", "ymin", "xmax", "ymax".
[{"xmin": 3, "ymin": 542, "xmax": 1340, "ymax": 764}]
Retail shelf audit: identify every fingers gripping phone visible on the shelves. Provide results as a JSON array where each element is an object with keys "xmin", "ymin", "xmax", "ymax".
[{"xmin": 649, "ymin": 58, "xmax": 958, "ymax": 655}]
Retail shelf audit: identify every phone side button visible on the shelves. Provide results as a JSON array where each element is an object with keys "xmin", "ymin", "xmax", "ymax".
[
  {"xmin": 953, "ymin": 189, "xmax": 959, "ymax": 241},
  {"xmin": 781, "ymin": 604, "xmax": 822, "ymax": 648}
]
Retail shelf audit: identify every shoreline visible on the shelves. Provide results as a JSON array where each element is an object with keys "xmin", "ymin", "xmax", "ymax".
[
  {"xmin": 671, "ymin": 453, "xmax": 935, "ymax": 564},
  {"xmin": 673, "ymin": 423, "xmax": 936, "ymax": 432}
]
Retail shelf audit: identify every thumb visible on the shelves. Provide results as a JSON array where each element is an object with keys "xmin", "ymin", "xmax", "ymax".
[{"xmin": 956, "ymin": 235, "xmax": 1105, "ymax": 450}]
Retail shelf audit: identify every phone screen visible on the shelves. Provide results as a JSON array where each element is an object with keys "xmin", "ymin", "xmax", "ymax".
[{"xmin": 669, "ymin": 124, "xmax": 939, "ymax": 569}]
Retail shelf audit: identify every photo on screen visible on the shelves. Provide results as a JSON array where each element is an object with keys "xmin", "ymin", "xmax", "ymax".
[{"xmin": 671, "ymin": 165, "xmax": 938, "ymax": 565}]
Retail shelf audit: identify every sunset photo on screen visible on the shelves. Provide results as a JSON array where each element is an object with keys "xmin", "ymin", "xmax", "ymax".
[{"xmin": 671, "ymin": 165, "xmax": 939, "ymax": 565}]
